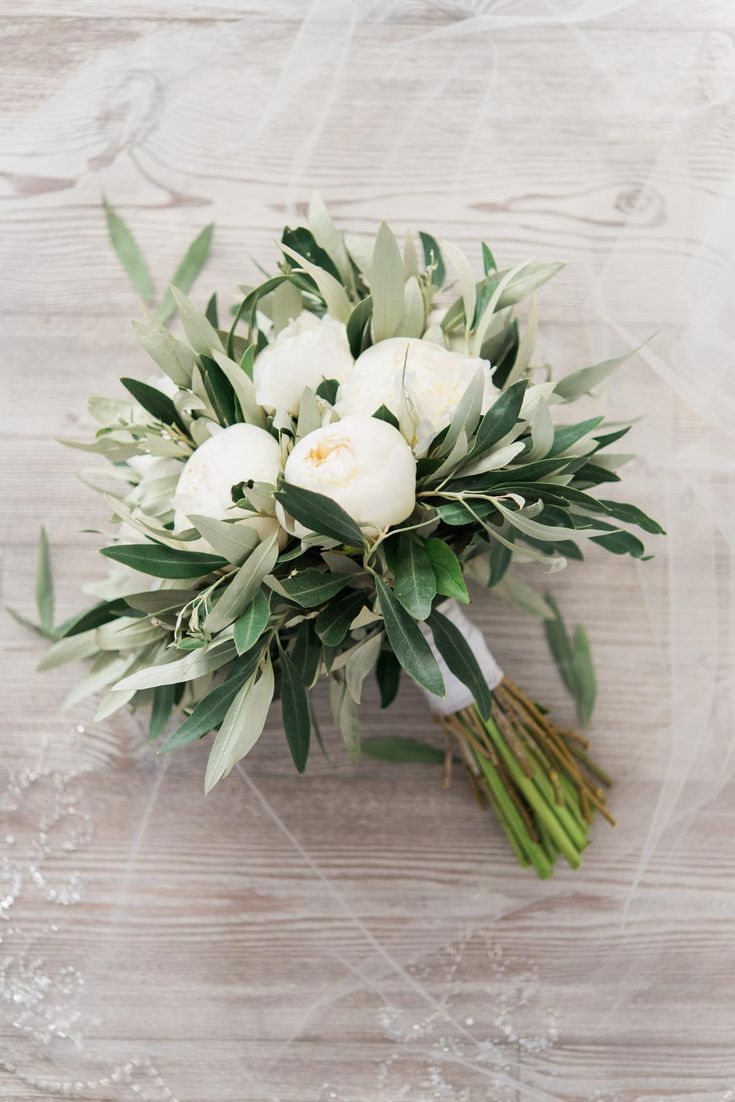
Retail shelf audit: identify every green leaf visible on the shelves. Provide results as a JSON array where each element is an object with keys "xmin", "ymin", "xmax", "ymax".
[
  {"xmin": 425, "ymin": 539, "xmax": 469, "ymax": 605},
  {"xmin": 200, "ymin": 354, "xmax": 238, "ymax": 426},
  {"xmin": 371, "ymin": 403, "xmax": 399, "ymax": 430},
  {"xmin": 554, "ymin": 345, "xmax": 642, "ymax": 402},
  {"xmin": 35, "ymin": 527, "xmax": 54, "ymax": 633},
  {"xmin": 393, "ymin": 536, "xmax": 436, "ymax": 621},
  {"xmin": 428, "ymin": 607, "xmax": 492, "ymax": 720},
  {"xmin": 481, "ymin": 242, "xmax": 497, "ymax": 275},
  {"xmin": 572, "ymin": 625, "xmax": 596, "ymax": 727},
  {"xmin": 371, "ymin": 222, "xmax": 405, "ymax": 341},
  {"xmin": 117, "ymin": 640, "xmax": 237, "ymax": 692},
  {"xmin": 59, "ymin": 598, "xmax": 131, "ymax": 637},
  {"xmin": 279, "ymin": 645, "xmax": 311, "ymax": 773},
  {"xmin": 103, "ymin": 199, "xmax": 154, "ymax": 302},
  {"xmin": 548, "ymin": 416, "xmax": 604, "ymax": 457},
  {"xmin": 315, "ymin": 378, "xmax": 339, "ymax": 405},
  {"xmin": 345, "ymin": 632, "xmax": 383, "ymax": 704},
  {"xmin": 346, "ymin": 295, "xmax": 373, "ymax": 358},
  {"xmin": 124, "ymin": 589, "xmax": 197, "ymax": 614},
  {"xmin": 281, "ymin": 226, "xmax": 342, "ymax": 282},
  {"xmin": 275, "ymin": 483, "xmax": 365, "ymax": 547},
  {"xmin": 160, "ymin": 660, "xmax": 257, "ymax": 753},
  {"xmin": 211, "ymin": 349, "xmax": 266, "ymax": 428},
  {"xmin": 158, "ymin": 223, "xmax": 214, "ymax": 324},
  {"xmin": 315, "ymin": 588, "xmax": 367, "ymax": 646},
  {"xmin": 375, "ymin": 648, "xmax": 401, "ymax": 708},
  {"xmin": 362, "ymin": 736, "xmax": 445, "ymax": 764},
  {"xmin": 170, "ymin": 287, "xmax": 224, "ymax": 357},
  {"xmin": 279, "ymin": 569, "xmax": 353, "ymax": 609},
  {"xmin": 543, "ymin": 595, "xmax": 596, "ymax": 727},
  {"xmin": 488, "ymin": 537, "xmax": 513, "ymax": 588},
  {"xmin": 290, "ymin": 620, "xmax": 322, "ymax": 689},
  {"xmin": 205, "ymin": 532, "xmax": 279, "ymax": 633},
  {"xmin": 594, "ymin": 500, "xmax": 665, "ymax": 535},
  {"xmin": 120, "ymin": 377, "xmax": 184, "ymax": 430},
  {"xmin": 419, "ymin": 232, "xmax": 445, "ymax": 286},
  {"xmin": 204, "ymin": 656, "xmax": 274, "ymax": 792},
  {"xmin": 279, "ymin": 241, "xmax": 351, "ymax": 323},
  {"xmin": 375, "ymin": 577, "xmax": 444, "ymax": 696},
  {"xmin": 205, "ymin": 292, "xmax": 219, "ymax": 329},
  {"xmin": 466, "ymin": 378, "xmax": 528, "ymax": 461},
  {"xmin": 149, "ymin": 684, "xmax": 175, "ymax": 742},
  {"xmin": 100, "ymin": 543, "xmax": 227, "ymax": 579},
  {"xmin": 186, "ymin": 515, "xmax": 259, "ymax": 565},
  {"xmin": 590, "ymin": 528, "xmax": 646, "ymax": 557},
  {"xmin": 233, "ymin": 588, "xmax": 270, "ymax": 655},
  {"xmin": 133, "ymin": 314, "xmax": 195, "ymax": 388}
]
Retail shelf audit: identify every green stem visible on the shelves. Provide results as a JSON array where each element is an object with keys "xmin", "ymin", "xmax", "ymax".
[
  {"xmin": 473, "ymin": 748, "xmax": 553, "ymax": 879},
  {"xmin": 482, "ymin": 713, "xmax": 583, "ymax": 870}
]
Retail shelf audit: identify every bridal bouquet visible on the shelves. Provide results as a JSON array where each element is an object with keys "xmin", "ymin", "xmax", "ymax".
[{"xmin": 26, "ymin": 198, "xmax": 663, "ymax": 878}]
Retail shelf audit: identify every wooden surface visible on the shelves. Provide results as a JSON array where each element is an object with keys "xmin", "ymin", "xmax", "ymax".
[{"xmin": 2, "ymin": 3, "xmax": 734, "ymax": 1099}]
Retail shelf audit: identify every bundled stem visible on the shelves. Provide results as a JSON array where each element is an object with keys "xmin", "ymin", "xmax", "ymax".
[{"xmin": 439, "ymin": 678, "xmax": 614, "ymax": 878}]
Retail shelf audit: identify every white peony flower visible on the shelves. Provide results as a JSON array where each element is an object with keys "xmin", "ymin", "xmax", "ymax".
[
  {"xmin": 253, "ymin": 311, "xmax": 354, "ymax": 416},
  {"xmin": 279, "ymin": 414, "xmax": 416, "ymax": 537},
  {"xmin": 173, "ymin": 423, "xmax": 284, "ymax": 547},
  {"xmin": 335, "ymin": 337, "xmax": 497, "ymax": 456}
]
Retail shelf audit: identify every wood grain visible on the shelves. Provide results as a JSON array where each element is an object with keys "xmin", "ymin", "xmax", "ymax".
[{"xmin": 1, "ymin": 2, "xmax": 734, "ymax": 1100}]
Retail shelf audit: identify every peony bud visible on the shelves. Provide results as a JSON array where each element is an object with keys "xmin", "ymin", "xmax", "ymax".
[
  {"xmin": 173, "ymin": 423, "xmax": 283, "ymax": 547},
  {"xmin": 335, "ymin": 337, "xmax": 497, "ymax": 456},
  {"xmin": 253, "ymin": 311, "xmax": 354, "ymax": 416},
  {"xmin": 280, "ymin": 414, "xmax": 416, "ymax": 537}
]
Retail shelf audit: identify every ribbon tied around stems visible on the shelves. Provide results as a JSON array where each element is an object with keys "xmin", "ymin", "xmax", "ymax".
[{"xmin": 419, "ymin": 600, "xmax": 504, "ymax": 715}]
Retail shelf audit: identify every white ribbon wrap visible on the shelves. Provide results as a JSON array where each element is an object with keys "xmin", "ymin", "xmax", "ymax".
[{"xmin": 419, "ymin": 600, "xmax": 504, "ymax": 716}]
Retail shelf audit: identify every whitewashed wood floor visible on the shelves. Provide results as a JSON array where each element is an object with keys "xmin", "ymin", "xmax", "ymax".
[{"xmin": 2, "ymin": 3, "xmax": 734, "ymax": 1100}]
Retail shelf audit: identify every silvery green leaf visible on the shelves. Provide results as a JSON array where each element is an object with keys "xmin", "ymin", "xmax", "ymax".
[
  {"xmin": 493, "ymin": 500, "xmax": 612, "ymax": 542},
  {"xmin": 527, "ymin": 397, "xmax": 554, "ymax": 461},
  {"xmin": 95, "ymin": 617, "xmax": 163, "ymax": 651},
  {"xmin": 371, "ymin": 222, "xmax": 406, "ymax": 342},
  {"xmin": 497, "ymin": 260, "xmax": 564, "ymax": 308},
  {"xmin": 494, "ymin": 574, "xmax": 555, "ymax": 618},
  {"xmin": 472, "ymin": 258, "xmax": 534, "ymax": 354},
  {"xmin": 88, "ymin": 396, "xmax": 135, "ymax": 426},
  {"xmin": 506, "ymin": 293, "xmax": 538, "ymax": 387},
  {"xmin": 204, "ymin": 532, "xmax": 279, "ymax": 634},
  {"xmin": 187, "ymin": 516, "xmax": 259, "ymax": 565},
  {"xmin": 460, "ymin": 440, "xmax": 525, "ymax": 476},
  {"xmin": 520, "ymin": 381, "xmax": 556, "ymax": 418},
  {"xmin": 95, "ymin": 686, "xmax": 136, "ymax": 722},
  {"xmin": 554, "ymin": 345, "xmax": 642, "ymax": 401},
  {"xmin": 233, "ymin": 588, "xmax": 270, "ymax": 655},
  {"xmin": 279, "ymin": 242, "xmax": 351, "ymax": 323},
  {"xmin": 591, "ymin": 452, "xmax": 636, "ymax": 471},
  {"xmin": 133, "ymin": 473, "xmax": 180, "ymax": 518},
  {"xmin": 438, "ymin": 367, "xmax": 485, "ymax": 457},
  {"xmin": 63, "ymin": 652, "xmax": 132, "ymax": 710},
  {"xmin": 37, "ymin": 630, "xmax": 99, "ymax": 671},
  {"xmin": 157, "ymin": 222, "xmax": 214, "ymax": 324},
  {"xmin": 270, "ymin": 279, "xmax": 304, "ymax": 333},
  {"xmin": 170, "ymin": 287, "xmax": 224, "ymax": 356},
  {"xmin": 429, "ymin": 430, "xmax": 469, "ymax": 481},
  {"xmin": 210, "ymin": 350, "xmax": 266, "ymax": 427},
  {"xmin": 295, "ymin": 387, "xmax": 322, "ymax": 440},
  {"xmin": 344, "ymin": 232, "xmax": 373, "ymax": 280},
  {"xmin": 133, "ymin": 314, "xmax": 196, "ymax": 388},
  {"xmin": 394, "ymin": 275, "xmax": 424, "ymax": 338},
  {"xmin": 105, "ymin": 496, "xmax": 192, "ymax": 551},
  {"xmin": 103, "ymin": 199, "xmax": 154, "ymax": 302},
  {"xmin": 115, "ymin": 639, "xmax": 237, "ymax": 692},
  {"xmin": 345, "ymin": 632, "xmax": 383, "ymax": 704},
  {"xmin": 329, "ymin": 674, "xmax": 361, "ymax": 761},
  {"xmin": 35, "ymin": 527, "xmax": 54, "ymax": 634},
  {"xmin": 403, "ymin": 230, "xmax": 418, "ymax": 278},
  {"xmin": 441, "ymin": 239, "xmax": 476, "ymax": 334},
  {"xmin": 204, "ymin": 656, "xmax": 274, "ymax": 792},
  {"xmin": 60, "ymin": 435, "xmax": 140, "ymax": 462},
  {"xmin": 308, "ymin": 192, "xmax": 353, "ymax": 290}
]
